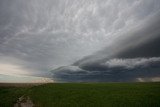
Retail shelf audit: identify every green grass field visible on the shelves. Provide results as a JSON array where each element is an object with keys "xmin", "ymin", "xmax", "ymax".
[{"xmin": 0, "ymin": 82, "xmax": 160, "ymax": 107}]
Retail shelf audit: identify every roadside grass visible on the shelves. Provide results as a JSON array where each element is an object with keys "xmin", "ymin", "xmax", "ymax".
[
  {"xmin": 0, "ymin": 82, "xmax": 160, "ymax": 107},
  {"xmin": 0, "ymin": 87, "xmax": 29, "ymax": 107}
]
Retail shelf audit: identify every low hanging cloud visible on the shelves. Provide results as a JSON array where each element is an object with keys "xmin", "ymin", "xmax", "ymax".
[
  {"xmin": 52, "ymin": 57, "xmax": 160, "ymax": 82},
  {"xmin": 104, "ymin": 57, "xmax": 160, "ymax": 69},
  {"xmin": 0, "ymin": 74, "xmax": 53, "ymax": 83}
]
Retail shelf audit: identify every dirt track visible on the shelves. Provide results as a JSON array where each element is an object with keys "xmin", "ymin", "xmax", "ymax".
[{"xmin": 14, "ymin": 96, "xmax": 34, "ymax": 107}]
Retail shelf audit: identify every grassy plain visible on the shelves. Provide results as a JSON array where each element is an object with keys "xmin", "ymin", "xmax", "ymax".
[{"xmin": 0, "ymin": 82, "xmax": 160, "ymax": 107}]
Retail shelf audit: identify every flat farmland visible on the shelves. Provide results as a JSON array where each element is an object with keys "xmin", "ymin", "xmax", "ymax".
[{"xmin": 0, "ymin": 82, "xmax": 160, "ymax": 107}]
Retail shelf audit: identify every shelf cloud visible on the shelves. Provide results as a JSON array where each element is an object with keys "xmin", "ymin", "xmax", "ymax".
[{"xmin": 52, "ymin": 57, "xmax": 160, "ymax": 82}]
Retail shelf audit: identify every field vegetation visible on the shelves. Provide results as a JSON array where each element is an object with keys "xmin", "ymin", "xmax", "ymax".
[{"xmin": 0, "ymin": 82, "xmax": 160, "ymax": 107}]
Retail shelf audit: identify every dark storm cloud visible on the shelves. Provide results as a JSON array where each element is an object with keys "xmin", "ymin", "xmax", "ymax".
[
  {"xmin": 73, "ymin": 12, "xmax": 160, "ymax": 67},
  {"xmin": 113, "ymin": 13, "xmax": 160, "ymax": 58},
  {"xmin": 116, "ymin": 35, "xmax": 160, "ymax": 58},
  {"xmin": 52, "ymin": 57, "xmax": 160, "ymax": 82},
  {"xmin": 52, "ymin": 8, "xmax": 160, "ymax": 82},
  {"xmin": 0, "ymin": 0, "xmax": 160, "ymax": 82}
]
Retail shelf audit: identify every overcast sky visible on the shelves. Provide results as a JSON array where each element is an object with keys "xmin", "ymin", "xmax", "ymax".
[{"xmin": 0, "ymin": 0, "xmax": 160, "ymax": 82}]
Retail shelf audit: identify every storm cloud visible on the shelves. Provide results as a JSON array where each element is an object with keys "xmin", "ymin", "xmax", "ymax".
[
  {"xmin": 52, "ymin": 0, "xmax": 160, "ymax": 82},
  {"xmin": 0, "ymin": 0, "xmax": 160, "ymax": 82},
  {"xmin": 52, "ymin": 57, "xmax": 160, "ymax": 82}
]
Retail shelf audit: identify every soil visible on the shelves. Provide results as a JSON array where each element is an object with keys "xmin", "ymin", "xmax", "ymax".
[{"xmin": 14, "ymin": 96, "xmax": 34, "ymax": 107}]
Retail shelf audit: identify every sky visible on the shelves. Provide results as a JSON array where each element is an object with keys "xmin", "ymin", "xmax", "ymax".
[{"xmin": 0, "ymin": 0, "xmax": 160, "ymax": 82}]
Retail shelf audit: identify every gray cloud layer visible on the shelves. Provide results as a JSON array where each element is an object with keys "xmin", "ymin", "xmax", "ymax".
[
  {"xmin": 0, "ymin": 0, "xmax": 160, "ymax": 81},
  {"xmin": 52, "ymin": 1, "xmax": 160, "ymax": 82},
  {"xmin": 52, "ymin": 57, "xmax": 160, "ymax": 82}
]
